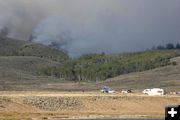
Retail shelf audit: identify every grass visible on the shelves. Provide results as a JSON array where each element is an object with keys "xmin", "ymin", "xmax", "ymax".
[
  {"xmin": 0, "ymin": 37, "xmax": 180, "ymax": 92},
  {"xmin": 0, "ymin": 93, "xmax": 179, "ymax": 119},
  {"xmin": 0, "ymin": 56, "xmax": 70, "ymax": 91},
  {"xmin": 95, "ymin": 57, "xmax": 180, "ymax": 91}
]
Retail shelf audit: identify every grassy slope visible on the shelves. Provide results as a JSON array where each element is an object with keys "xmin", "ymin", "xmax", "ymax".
[
  {"xmin": 100, "ymin": 56, "xmax": 180, "ymax": 91},
  {"xmin": 0, "ymin": 56, "xmax": 69, "ymax": 91},
  {"xmin": 0, "ymin": 37, "xmax": 179, "ymax": 91},
  {"xmin": 0, "ymin": 37, "xmax": 69, "ymax": 90}
]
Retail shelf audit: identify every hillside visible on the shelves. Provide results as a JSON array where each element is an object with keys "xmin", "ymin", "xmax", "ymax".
[
  {"xmin": 33, "ymin": 56, "xmax": 180, "ymax": 92},
  {"xmin": 101, "ymin": 56, "xmax": 180, "ymax": 91},
  {"xmin": 0, "ymin": 37, "xmax": 69, "ymax": 62},
  {"xmin": 41, "ymin": 49, "xmax": 180, "ymax": 81},
  {"xmin": 0, "ymin": 37, "xmax": 69, "ymax": 90},
  {"xmin": 1, "ymin": 53, "xmax": 178, "ymax": 92},
  {"xmin": 0, "ymin": 56, "xmax": 68, "ymax": 91},
  {"xmin": 0, "ymin": 37, "xmax": 180, "ymax": 91}
]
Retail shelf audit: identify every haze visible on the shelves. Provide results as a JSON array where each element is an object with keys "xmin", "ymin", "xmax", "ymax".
[{"xmin": 0, "ymin": 0, "xmax": 180, "ymax": 57}]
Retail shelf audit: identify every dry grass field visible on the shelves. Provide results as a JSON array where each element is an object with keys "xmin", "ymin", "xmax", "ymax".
[{"xmin": 0, "ymin": 91, "xmax": 180, "ymax": 120}]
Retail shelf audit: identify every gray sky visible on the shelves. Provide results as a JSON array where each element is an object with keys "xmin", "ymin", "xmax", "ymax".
[{"xmin": 0, "ymin": 0, "xmax": 180, "ymax": 57}]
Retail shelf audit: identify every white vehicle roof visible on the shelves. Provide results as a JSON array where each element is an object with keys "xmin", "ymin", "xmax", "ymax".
[
  {"xmin": 152, "ymin": 88, "xmax": 162, "ymax": 89},
  {"xmin": 144, "ymin": 88, "xmax": 163, "ymax": 90}
]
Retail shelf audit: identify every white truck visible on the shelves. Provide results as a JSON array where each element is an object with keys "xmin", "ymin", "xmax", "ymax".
[{"xmin": 143, "ymin": 88, "xmax": 164, "ymax": 96}]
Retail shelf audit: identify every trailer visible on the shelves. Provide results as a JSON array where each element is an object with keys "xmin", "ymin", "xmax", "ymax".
[{"xmin": 143, "ymin": 88, "xmax": 164, "ymax": 96}]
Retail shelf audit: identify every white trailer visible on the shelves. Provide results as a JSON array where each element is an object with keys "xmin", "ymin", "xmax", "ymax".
[{"xmin": 143, "ymin": 88, "xmax": 164, "ymax": 96}]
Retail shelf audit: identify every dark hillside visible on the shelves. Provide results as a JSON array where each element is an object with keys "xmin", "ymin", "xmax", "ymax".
[{"xmin": 0, "ymin": 37, "xmax": 69, "ymax": 62}]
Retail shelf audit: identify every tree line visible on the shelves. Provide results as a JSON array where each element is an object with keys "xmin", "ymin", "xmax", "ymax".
[
  {"xmin": 155, "ymin": 43, "xmax": 180, "ymax": 50},
  {"xmin": 39, "ymin": 50, "xmax": 180, "ymax": 82}
]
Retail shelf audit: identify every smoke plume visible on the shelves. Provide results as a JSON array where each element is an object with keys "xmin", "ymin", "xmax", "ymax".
[{"xmin": 0, "ymin": 0, "xmax": 180, "ymax": 57}]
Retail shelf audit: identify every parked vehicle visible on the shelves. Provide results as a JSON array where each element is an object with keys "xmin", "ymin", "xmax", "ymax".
[
  {"xmin": 101, "ymin": 86, "xmax": 115, "ymax": 93},
  {"xmin": 121, "ymin": 89, "xmax": 132, "ymax": 93},
  {"xmin": 143, "ymin": 88, "xmax": 164, "ymax": 96}
]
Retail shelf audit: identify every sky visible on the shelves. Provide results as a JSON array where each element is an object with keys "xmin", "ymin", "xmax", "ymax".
[{"xmin": 0, "ymin": 0, "xmax": 180, "ymax": 57}]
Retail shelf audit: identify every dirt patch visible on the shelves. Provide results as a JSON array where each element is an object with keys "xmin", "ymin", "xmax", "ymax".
[{"xmin": 23, "ymin": 97, "xmax": 83, "ymax": 111}]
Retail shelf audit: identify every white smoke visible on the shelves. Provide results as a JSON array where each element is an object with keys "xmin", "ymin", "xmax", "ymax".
[
  {"xmin": 31, "ymin": 15, "xmax": 124, "ymax": 57},
  {"xmin": 32, "ymin": 16, "xmax": 73, "ymax": 49},
  {"xmin": 0, "ymin": 0, "xmax": 180, "ymax": 57}
]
